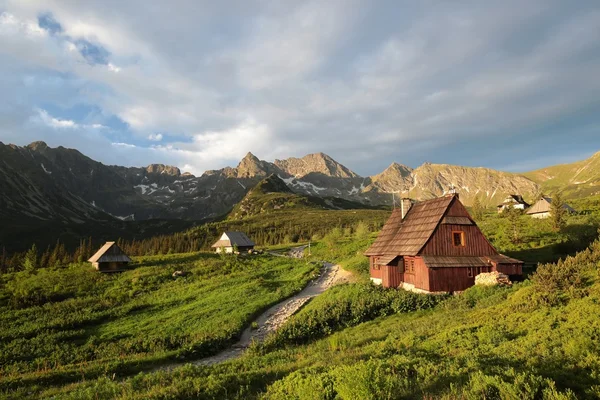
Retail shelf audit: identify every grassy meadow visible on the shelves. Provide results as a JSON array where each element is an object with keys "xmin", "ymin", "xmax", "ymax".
[
  {"xmin": 0, "ymin": 252, "xmax": 319, "ymax": 397},
  {"xmin": 2, "ymin": 196, "xmax": 600, "ymax": 398},
  {"xmin": 28, "ymin": 232, "xmax": 600, "ymax": 399}
]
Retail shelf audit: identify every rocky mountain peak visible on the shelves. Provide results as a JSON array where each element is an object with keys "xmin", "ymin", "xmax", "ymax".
[
  {"xmin": 274, "ymin": 152, "xmax": 358, "ymax": 179},
  {"xmin": 27, "ymin": 141, "xmax": 50, "ymax": 152},
  {"xmin": 382, "ymin": 162, "xmax": 413, "ymax": 176},
  {"xmin": 236, "ymin": 152, "xmax": 274, "ymax": 178},
  {"xmin": 146, "ymin": 164, "xmax": 181, "ymax": 176}
]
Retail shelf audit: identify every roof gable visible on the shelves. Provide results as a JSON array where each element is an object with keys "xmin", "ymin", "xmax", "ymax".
[
  {"xmin": 383, "ymin": 195, "xmax": 455, "ymax": 256},
  {"xmin": 88, "ymin": 242, "xmax": 132, "ymax": 263},
  {"xmin": 212, "ymin": 231, "xmax": 255, "ymax": 247},
  {"xmin": 364, "ymin": 208, "xmax": 404, "ymax": 256},
  {"xmin": 526, "ymin": 197, "xmax": 576, "ymax": 214}
]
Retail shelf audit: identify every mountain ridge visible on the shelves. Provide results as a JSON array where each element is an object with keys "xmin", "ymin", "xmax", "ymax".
[{"xmin": 2, "ymin": 141, "xmax": 599, "ymax": 227}]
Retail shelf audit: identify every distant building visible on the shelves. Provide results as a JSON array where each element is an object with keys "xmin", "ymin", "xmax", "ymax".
[
  {"xmin": 212, "ymin": 231, "xmax": 255, "ymax": 253},
  {"xmin": 365, "ymin": 194, "xmax": 523, "ymax": 293},
  {"xmin": 497, "ymin": 194, "xmax": 529, "ymax": 213},
  {"xmin": 88, "ymin": 242, "xmax": 132, "ymax": 272},
  {"xmin": 526, "ymin": 196, "xmax": 576, "ymax": 219}
]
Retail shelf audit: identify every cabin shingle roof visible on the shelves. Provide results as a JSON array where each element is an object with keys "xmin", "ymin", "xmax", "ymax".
[
  {"xmin": 88, "ymin": 242, "xmax": 132, "ymax": 263},
  {"xmin": 365, "ymin": 196, "xmax": 455, "ymax": 256},
  {"xmin": 211, "ymin": 231, "xmax": 255, "ymax": 248},
  {"xmin": 384, "ymin": 196, "xmax": 454, "ymax": 256},
  {"xmin": 526, "ymin": 197, "xmax": 576, "ymax": 215}
]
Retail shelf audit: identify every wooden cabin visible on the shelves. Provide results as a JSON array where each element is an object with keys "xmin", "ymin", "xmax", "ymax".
[
  {"xmin": 365, "ymin": 194, "xmax": 523, "ymax": 293},
  {"xmin": 497, "ymin": 194, "xmax": 529, "ymax": 213},
  {"xmin": 526, "ymin": 196, "xmax": 576, "ymax": 219},
  {"xmin": 212, "ymin": 231, "xmax": 255, "ymax": 253},
  {"xmin": 88, "ymin": 242, "xmax": 132, "ymax": 272}
]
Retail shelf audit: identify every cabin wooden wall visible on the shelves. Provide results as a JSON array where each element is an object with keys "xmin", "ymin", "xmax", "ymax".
[
  {"xmin": 382, "ymin": 265, "xmax": 402, "ymax": 288},
  {"xmin": 428, "ymin": 267, "xmax": 475, "ymax": 292},
  {"xmin": 402, "ymin": 256, "xmax": 430, "ymax": 291},
  {"xmin": 97, "ymin": 262, "xmax": 128, "ymax": 272},
  {"xmin": 420, "ymin": 224, "xmax": 497, "ymax": 256},
  {"xmin": 494, "ymin": 263, "xmax": 522, "ymax": 275},
  {"xmin": 420, "ymin": 198, "xmax": 498, "ymax": 256},
  {"xmin": 369, "ymin": 256, "xmax": 382, "ymax": 280}
]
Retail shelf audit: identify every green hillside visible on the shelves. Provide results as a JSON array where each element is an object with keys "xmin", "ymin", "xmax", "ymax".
[
  {"xmin": 0, "ymin": 252, "xmax": 319, "ymax": 397},
  {"xmin": 524, "ymin": 151, "xmax": 600, "ymax": 198},
  {"xmin": 23, "ymin": 234, "xmax": 600, "ymax": 399},
  {"xmin": 229, "ymin": 174, "xmax": 380, "ymax": 220}
]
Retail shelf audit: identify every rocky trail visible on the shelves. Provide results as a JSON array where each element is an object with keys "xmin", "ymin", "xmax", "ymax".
[{"xmin": 157, "ymin": 255, "xmax": 351, "ymax": 371}]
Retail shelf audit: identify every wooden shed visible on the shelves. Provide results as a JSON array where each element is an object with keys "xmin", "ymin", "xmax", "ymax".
[
  {"xmin": 526, "ymin": 196, "xmax": 576, "ymax": 219},
  {"xmin": 497, "ymin": 194, "xmax": 529, "ymax": 213},
  {"xmin": 88, "ymin": 242, "xmax": 132, "ymax": 272},
  {"xmin": 365, "ymin": 194, "xmax": 523, "ymax": 293},
  {"xmin": 211, "ymin": 232, "xmax": 255, "ymax": 253}
]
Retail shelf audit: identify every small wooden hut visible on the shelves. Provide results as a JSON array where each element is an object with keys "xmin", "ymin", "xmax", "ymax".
[
  {"xmin": 211, "ymin": 232, "xmax": 255, "ymax": 253},
  {"xmin": 88, "ymin": 242, "xmax": 132, "ymax": 272},
  {"xmin": 526, "ymin": 196, "xmax": 576, "ymax": 219},
  {"xmin": 365, "ymin": 194, "xmax": 523, "ymax": 293},
  {"xmin": 497, "ymin": 194, "xmax": 529, "ymax": 213}
]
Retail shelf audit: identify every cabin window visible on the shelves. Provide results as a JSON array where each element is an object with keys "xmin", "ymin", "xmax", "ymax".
[
  {"xmin": 467, "ymin": 268, "xmax": 473, "ymax": 277},
  {"xmin": 452, "ymin": 231, "xmax": 465, "ymax": 247},
  {"xmin": 406, "ymin": 258, "xmax": 415, "ymax": 274}
]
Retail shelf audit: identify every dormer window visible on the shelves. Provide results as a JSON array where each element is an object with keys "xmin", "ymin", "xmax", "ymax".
[{"xmin": 452, "ymin": 231, "xmax": 465, "ymax": 247}]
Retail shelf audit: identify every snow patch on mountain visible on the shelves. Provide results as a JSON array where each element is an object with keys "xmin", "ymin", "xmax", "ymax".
[{"xmin": 40, "ymin": 163, "xmax": 52, "ymax": 174}]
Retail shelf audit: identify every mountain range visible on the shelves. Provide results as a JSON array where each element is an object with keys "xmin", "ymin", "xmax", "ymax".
[{"xmin": 1, "ymin": 140, "xmax": 598, "ymax": 251}]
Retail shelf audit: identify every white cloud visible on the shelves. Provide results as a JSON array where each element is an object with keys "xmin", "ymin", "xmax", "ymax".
[
  {"xmin": 111, "ymin": 142, "xmax": 136, "ymax": 148},
  {"xmin": 0, "ymin": 11, "xmax": 46, "ymax": 38},
  {"xmin": 34, "ymin": 109, "xmax": 78, "ymax": 129},
  {"xmin": 1, "ymin": 1, "xmax": 600, "ymax": 175},
  {"xmin": 107, "ymin": 63, "xmax": 121, "ymax": 73}
]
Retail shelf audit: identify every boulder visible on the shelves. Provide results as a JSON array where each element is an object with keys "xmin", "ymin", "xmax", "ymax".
[{"xmin": 475, "ymin": 271, "xmax": 512, "ymax": 287}]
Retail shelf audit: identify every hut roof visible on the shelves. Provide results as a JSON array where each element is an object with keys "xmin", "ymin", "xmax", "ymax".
[
  {"xmin": 365, "ymin": 195, "xmax": 455, "ymax": 256},
  {"xmin": 497, "ymin": 194, "xmax": 529, "ymax": 208},
  {"xmin": 364, "ymin": 208, "xmax": 404, "ymax": 256},
  {"xmin": 211, "ymin": 231, "xmax": 255, "ymax": 248},
  {"xmin": 526, "ymin": 197, "xmax": 576, "ymax": 215},
  {"xmin": 88, "ymin": 242, "xmax": 132, "ymax": 263}
]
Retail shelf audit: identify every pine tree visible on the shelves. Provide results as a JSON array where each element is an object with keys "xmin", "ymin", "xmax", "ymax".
[
  {"xmin": 505, "ymin": 206, "xmax": 522, "ymax": 244},
  {"xmin": 23, "ymin": 243, "xmax": 38, "ymax": 272},
  {"xmin": 551, "ymin": 192, "xmax": 567, "ymax": 231},
  {"xmin": 472, "ymin": 196, "xmax": 484, "ymax": 220}
]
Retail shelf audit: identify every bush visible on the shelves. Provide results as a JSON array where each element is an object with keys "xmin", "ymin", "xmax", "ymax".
[{"xmin": 262, "ymin": 284, "xmax": 447, "ymax": 349}]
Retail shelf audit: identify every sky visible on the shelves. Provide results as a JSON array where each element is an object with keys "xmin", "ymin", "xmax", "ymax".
[{"xmin": 0, "ymin": 0, "xmax": 599, "ymax": 177}]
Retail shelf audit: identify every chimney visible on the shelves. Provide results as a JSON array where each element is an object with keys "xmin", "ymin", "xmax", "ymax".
[
  {"xmin": 448, "ymin": 186, "xmax": 459, "ymax": 200},
  {"xmin": 400, "ymin": 198, "xmax": 413, "ymax": 220}
]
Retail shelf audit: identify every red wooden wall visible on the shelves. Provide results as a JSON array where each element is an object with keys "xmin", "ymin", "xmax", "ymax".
[
  {"xmin": 420, "ymin": 224, "xmax": 497, "ymax": 256},
  {"xmin": 401, "ymin": 256, "xmax": 430, "ymax": 291},
  {"xmin": 369, "ymin": 256, "xmax": 382, "ymax": 280},
  {"xmin": 421, "ymin": 197, "xmax": 497, "ymax": 256},
  {"xmin": 494, "ymin": 263, "xmax": 522, "ymax": 275},
  {"xmin": 428, "ymin": 267, "xmax": 475, "ymax": 292}
]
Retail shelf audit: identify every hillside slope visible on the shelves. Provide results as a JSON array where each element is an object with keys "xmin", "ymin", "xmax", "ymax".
[
  {"xmin": 524, "ymin": 151, "xmax": 600, "ymax": 198},
  {"xmin": 229, "ymin": 174, "xmax": 377, "ymax": 220},
  {"xmin": 29, "ymin": 236, "xmax": 600, "ymax": 399}
]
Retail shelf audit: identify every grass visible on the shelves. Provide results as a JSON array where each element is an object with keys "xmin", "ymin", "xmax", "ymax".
[
  {"xmin": 4, "ymin": 200, "xmax": 600, "ymax": 398},
  {"xmin": 0, "ymin": 252, "xmax": 319, "ymax": 397},
  {"xmin": 34, "ymin": 236, "xmax": 600, "ymax": 399}
]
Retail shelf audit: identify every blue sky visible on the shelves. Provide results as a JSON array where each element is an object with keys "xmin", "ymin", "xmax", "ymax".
[{"xmin": 0, "ymin": 0, "xmax": 599, "ymax": 176}]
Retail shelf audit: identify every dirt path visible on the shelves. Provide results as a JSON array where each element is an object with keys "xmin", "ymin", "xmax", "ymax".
[{"xmin": 158, "ymin": 261, "xmax": 351, "ymax": 370}]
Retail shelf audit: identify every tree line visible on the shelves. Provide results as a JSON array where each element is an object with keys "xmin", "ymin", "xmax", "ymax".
[{"xmin": 0, "ymin": 212, "xmax": 386, "ymax": 274}]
